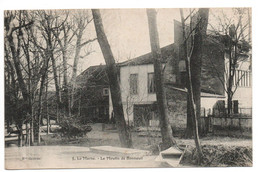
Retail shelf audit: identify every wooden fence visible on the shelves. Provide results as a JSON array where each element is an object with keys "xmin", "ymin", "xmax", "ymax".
[{"xmin": 200, "ymin": 108, "xmax": 252, "ymax": 137}]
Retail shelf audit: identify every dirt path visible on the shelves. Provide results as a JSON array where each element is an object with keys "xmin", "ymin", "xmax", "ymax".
[{"xmin": 5, "ymin": 145, "xmax": 171, "ymax": 169}]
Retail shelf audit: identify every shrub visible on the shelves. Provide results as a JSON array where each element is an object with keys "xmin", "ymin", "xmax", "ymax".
[
  {"xmin": 57, "ymin": 115, "xmax": 92, "ymax": 140},
  {"xmin": 181, "ymin": 145, "xmax": 252, "ymax": 167}
]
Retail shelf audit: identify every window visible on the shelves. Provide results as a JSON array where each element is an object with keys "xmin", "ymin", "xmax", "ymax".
[
  {"xmin": 233, "ymin": 70, "xmax": 251, "ymax": 87},
  {"xmin": 103, "ymin": 88, "xmax": 109, "ymax": 96},
  {"xmin": 178, "ymin": 60, "xmax": 186, "ymax": 72},
  {"xmin": 148, "ymin": 73, "xmax": 155, "ymax": 93},
  {"xmin": 130, "ymin": 74, "xmax": 138, "ymax": 95}
]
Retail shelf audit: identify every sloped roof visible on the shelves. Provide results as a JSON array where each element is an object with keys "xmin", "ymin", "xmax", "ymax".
[
  {"xmin": 119, "ymin": 44, "xmax": 175, "ymax": 66},
  {"xmin": 75, "ymin": 65, "xmax": 109, "ymax": 87},
  {"xmin": 166, "ymin": 85, "xmax": 225, "ymax": 98}
]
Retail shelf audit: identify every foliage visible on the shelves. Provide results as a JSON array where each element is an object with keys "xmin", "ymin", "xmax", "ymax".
[{"xmin": 57, "ymin": 115, "xmax": 92, "ymax": 140}]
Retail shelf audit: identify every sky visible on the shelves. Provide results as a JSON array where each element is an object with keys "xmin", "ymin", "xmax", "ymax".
[
  {"xmin": 2, "ymin": 7, "xmax": 250, "ymax": 90},
  {"xmin": 75, "ymin": 9, "xmax": 181, "ymax": 73},
  {"xmin": 75, "ymin": 8, "xmax": 249, "ymax": 74}
]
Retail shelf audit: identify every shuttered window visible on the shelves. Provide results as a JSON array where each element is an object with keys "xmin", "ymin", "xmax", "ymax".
[
  {"xmin": 148, "ymin": 73, "xmax": 155, "ymax": 93},
  {"xmin": 130, "ymin": 74, "xmax": 138, "ymax": 95}
]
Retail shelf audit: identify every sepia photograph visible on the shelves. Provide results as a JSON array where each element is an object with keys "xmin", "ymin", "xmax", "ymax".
[{"xmin": 2, "ymin": 2, "xmax": 253, "ymax": 170}]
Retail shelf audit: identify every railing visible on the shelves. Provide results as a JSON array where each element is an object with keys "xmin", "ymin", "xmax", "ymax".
[
  {"xmin": 238, "ymin": 108, "xmax": 252, "ymax": 116},
  {"xmin": 200, "ymin": 107, "xmax": 252, "ymax": 137},
  {"xmin": 203, "ymin": 107, "xmax": 252, "ymax": 117}
]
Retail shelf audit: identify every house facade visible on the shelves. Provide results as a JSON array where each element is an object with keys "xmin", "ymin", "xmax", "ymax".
[
  {"xmin": 107, "ymin": 44, "xmax": 226, "ymax": 127},
  {"xmin": 225, "ymin": 55, "xmax": 252, "ymax": 113},
  {"xmin": 76, "ymin": 20, "xmax": 251, "ymax": 127},
  {"xmin": 173, "ymin": 19, "xmax": 252, "ymax": 115},
  {"xmin": 107, "ymin": 21, "xmax": 251, "ymax": 128}
]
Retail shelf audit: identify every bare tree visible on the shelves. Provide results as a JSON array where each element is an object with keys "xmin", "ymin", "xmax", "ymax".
[
  {"xmin": 4, "ymin": 10, "xmax": 97, "ymax": 146},
  {"xmin": 146, "ymin": 9, "xmax": 177, "ymax": 150},
  {"xmin": 52, "ymin": 10, "xmax": 72, "ymax": 116},
  {"xmin": 4, "ymin": 10, "xmax": 34, "ymax": 146},
  {"xmin": 208, "ymin": 8, "xmax": 251, "ymax": 115},
  {"xmin": 70, "ymin": 10, "xmax": 96, "ymax": 110},
  {"xmin": 180, "ymin": 8, "xmax": 209, "ymax": 164},
  {"xmin": 34, "ymin": 10, "xmax": 63, "ymax": 124},
  {"xmin": 92, "ymin": 9, "xmax": 132, "ymax": 148}
]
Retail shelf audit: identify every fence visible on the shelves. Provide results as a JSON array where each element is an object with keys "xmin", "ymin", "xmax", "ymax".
[{"xmin": 200, "ymin": 107, "xmax": 252, "ymax": 137}]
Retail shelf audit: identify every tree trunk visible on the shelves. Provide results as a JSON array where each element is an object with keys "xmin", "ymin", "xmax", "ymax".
[
  {"xmin": 18, "ymin": 124, "xmax": 23, "ymax": 147},
  {"xmin": 70, "ymin": 31, "xmax": 82, "ymax": 112},
  {"xmin": 185, "ymin": 94, "xmax": 193, "ymax": 138},
  {"xmin": 61, "ymin": 49, "xmax": 71, "ymax": 116},
  {"xmin": 6, "ymin": 28, "xmax": 29, "ymax": 102},
  {"xmin": 92, "ymin": 9, "xmax": 132, "ymax": 148},
  {"xmin": 37, "ymin": 71, "xmax": 47, "ymax": 144},
  {"xmin": 186, "ymin": 58, "xmax": 203, "ymax": 164},
  {"xmin": 147, "ymin": 9, "xmax": 176, "ymax": 150},
  {"xmin": 227, "ymin": 48, "xmax": 233, "ymax": 115},
  {"xmin": 30, "ymin": 109, "xmax": 34, "ymax": 145},
  {"xmin": 6, "ymin": 20, "xmax": 29, "ymax": 147},
  {"xmin": 180, "ymin": 8, "xmax": 209, "ymax": 164},
  {"xmin": 190, "ymin": 9, "xmax": 209, "ymax": 135},
  {"xmin": 45, "ymin": 71, "xmax": 50, "ymax": 135},
  {"xmin": 50, "ymin": 53, "xmax": 62, "ymax": 116},
  {"xmin": 227, "ymin": 90, "xmax": 233, "ymax": 115},
  {"xmin": 37, "ymin": 55, "xmax": 50, "ymax": 144}
]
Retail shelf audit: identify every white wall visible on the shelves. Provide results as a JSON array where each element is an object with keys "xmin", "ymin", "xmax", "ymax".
[
  {"xmin": 232, "ymin": 87, "xmax": 252, "ymax": 108},
  {"xmin": 201, "ymin": 97, "xmax": 225, "ymax": 116},
  {"xmin": 108, "ymin": 57, "xmax": 252, "ymax": 124},
  {"xmin": 224, "ymin": 53, "xmax": 252, "ymax": 109},
  {"xmin": 232, "ymin": 58, "xmax": 252, "ymax": 108},
  {"xmin": 120, "ymin": 64, "xmax": 156, "ymax": 102},
  {"xmin": 109, "ymin": 64, "xmax": 157, "ymax": 124},
  {"xmin": 121, "ymin": 64, "xmax": 157, "ymax": 124}
]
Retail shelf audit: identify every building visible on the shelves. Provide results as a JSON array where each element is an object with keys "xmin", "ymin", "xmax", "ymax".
[
  {"xmin": 76, "ymin": 20, "xmax": 251, "ymax": 128},
  {"xmin": 74, "ymin": 65, "xmax": 110, "ymax": 123},
  {"xmin": 108, "ymin": 43, "xmax": 226, "ymax": 128},
  {"xmin": 106, "ymin": 20, "xmax": 252, "ymax": 128}
]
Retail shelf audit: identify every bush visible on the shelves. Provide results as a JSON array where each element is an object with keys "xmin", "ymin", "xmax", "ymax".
[
  {"xmin": 57, "ymin": 115, "xmax": 92, "ymax": 140},
  {"xmin": 181, "ymin": 145, "xmax": 252, "ymax": 167}
]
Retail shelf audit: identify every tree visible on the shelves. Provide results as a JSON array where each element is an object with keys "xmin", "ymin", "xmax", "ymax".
[
  {"xmin": 34, "ymin": 10, "xmax": 64, "ymax": 126},
  {"xmin": 4, "ymin": 10, "xmax": 34, "ymax": 146},
  {"xmin": 178, "ymin": 9, "xmax": 210, "ymax": 138},
  {"xmin": 92, "ymin": 9, "xmax": 133, "ymax": 148},
  {"xmin": 52, "ymin": 10, "xmax": 96, "ymax": 116},
  {"xmin": 208, "ymin": 8, "xmax": 251, "ymax": 115},
  {"xmin": 52, "ymin": 10, "xmax": 72, "ymax": 116},
  {"xmin": 32, "ymin": 10, "xmax": 64, "ymax": 144},
  {"xmin": 146, "ymin": 9, "xmax": 177, "ymax": 150},
  {"xmin": 180, "ymin": 8, "xmax": 209, "ymax": 164},
  {"xmin": 70, "ymin": 10, "xmax": 96, "ymax": 111}
]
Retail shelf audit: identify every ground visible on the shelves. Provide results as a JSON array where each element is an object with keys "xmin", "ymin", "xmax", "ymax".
[
  {"xmin": 5, "ymin": 123, "xmax": 252, "ymax": 169},
  {"xmin": 5, "ymin": 146, "xmax": 172, "ymax": 169},
  {"xmin": 41, "ymin": 123, "xmax": 252, "ymax": 150}
]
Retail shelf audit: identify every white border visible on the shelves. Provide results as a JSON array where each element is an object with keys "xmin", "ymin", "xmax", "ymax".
[{"xmin": 0, "ymin": 0, "xmax": 258, "ymax": 172}]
